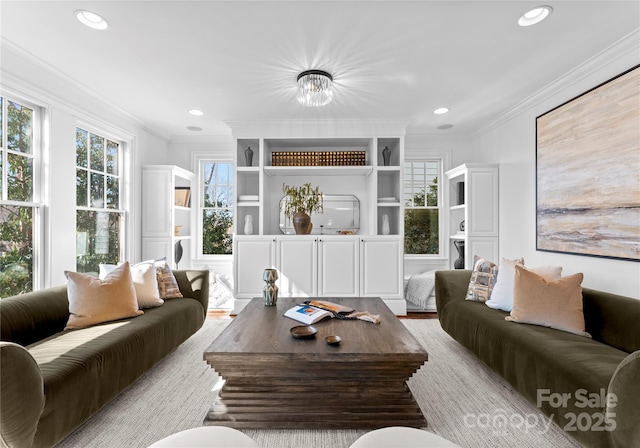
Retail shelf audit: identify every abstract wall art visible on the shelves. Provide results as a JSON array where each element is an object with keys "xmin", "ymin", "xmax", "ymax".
[{"xmin": 536, "ymin": 65, "xmax": 640, "ymax": 261}]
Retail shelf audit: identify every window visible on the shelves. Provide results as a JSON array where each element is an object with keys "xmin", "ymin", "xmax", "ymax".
[
  {"xmin": 75, "ymin": 128, "xmax": 124, "ymax": 273},
  {"xmin": 201, "ymin": 161, "xmax": 233, "ymax": 255},
  {"xmin": 0, "ymin": 97, "xmax": 39, "ymax": 297},
  {"xmin": 404, "ymin": 160, "xmax": 441, "ymax": 255}
]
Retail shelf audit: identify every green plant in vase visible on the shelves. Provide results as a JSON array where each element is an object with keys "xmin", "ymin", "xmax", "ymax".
[{"xmin": 281, "ymin": 183, "xmax": 324, "ymax": 234}]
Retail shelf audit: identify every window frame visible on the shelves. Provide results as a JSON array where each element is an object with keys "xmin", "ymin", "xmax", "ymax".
[
  {"xmin": 403, "ymin": 158, "xmax": 445, "ymax": 258},
  {"xmin": 74, "ymin": 125, "xmax": 128, "ymax": 272},
  {"xmin": 0, "ymin": 94, "xmax": 43, "ymax": 295},
  {"xmin": 196, "ymin": 157, "xmax": 234, "ymax": 259}
]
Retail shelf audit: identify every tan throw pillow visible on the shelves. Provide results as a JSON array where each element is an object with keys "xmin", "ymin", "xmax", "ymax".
[
  {"xmin": 155, "ymin": 260, "xmax": 183, "ymax": 299},
  {"xmin": 65, "ymin": 262, "xmax": 144, "ymax": 330},
  {"xmin": 506, "ymin": 265, "xmax": 589, "ymax": 337},
  {"xmin": 100, "ymin": 260, "xmax": 163, "ymax": 308},
  {"xmin": 466, "ymin": 256, "xmax": 499, "ymax": 302}
]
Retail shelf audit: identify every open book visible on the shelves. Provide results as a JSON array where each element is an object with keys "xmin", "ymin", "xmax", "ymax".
[{"xmin": 284, "ymin": 301, "xmax": 355, "ymax": 325}]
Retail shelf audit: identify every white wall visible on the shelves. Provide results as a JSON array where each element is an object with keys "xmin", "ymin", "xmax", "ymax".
[{"xmin": 472, "ymin": 38, "xmax": 639, "ymax": 298}]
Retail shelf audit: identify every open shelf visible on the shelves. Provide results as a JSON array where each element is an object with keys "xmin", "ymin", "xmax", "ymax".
[{"xmin": 263, "ymin": 166, "xmax": 373, "ymax": 177}]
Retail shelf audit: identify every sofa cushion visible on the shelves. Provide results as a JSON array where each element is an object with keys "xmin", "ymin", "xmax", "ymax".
[
  {"xmin": 28, "ymin": 298, "xmax": 205, "ymax": 447},
  {"xmin": 100, "ymin": 260, "xmax": 164, "ymax": 309},
  {"xmin": 65, "ymin": 262, "xmax": 143, "ymax": 330},
  {"xmin": 506, "ymin": 265, "xmax": 588, "ymax": 336},
  {"xmin": 486, "ymin": 260, "xmax": 561, "ymax": 312},
  {"xmin": 465, "ymin": 256, "xmax": 498, "ymax": 302},
  {"xmin": 439, "ymin": 298, "xmax": 628, "ymax": 448},
  {"xmin": 156, "ymin": 261, "xmax": 183, "ymax": 299}
]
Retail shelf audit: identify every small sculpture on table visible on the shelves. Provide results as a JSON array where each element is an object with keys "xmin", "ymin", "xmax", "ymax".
[{"xmin": 263, "ymin": 268, "xmax": 278, "ymax": 306}]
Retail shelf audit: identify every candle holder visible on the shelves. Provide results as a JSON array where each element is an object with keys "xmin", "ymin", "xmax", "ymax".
[{"xmin": 262, "ymin": 268, "xmax": 279, "ymax": 306}]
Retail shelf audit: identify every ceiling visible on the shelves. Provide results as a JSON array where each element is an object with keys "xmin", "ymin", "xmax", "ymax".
[{"xmin": 1, "ymin": 1, "xmax": 639, "ymax": 140}]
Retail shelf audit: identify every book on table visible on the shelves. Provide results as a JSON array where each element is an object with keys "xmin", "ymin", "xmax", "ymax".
[{"xmin": 284, "ymin": 300, "xmax": 355, "ymax": 325}]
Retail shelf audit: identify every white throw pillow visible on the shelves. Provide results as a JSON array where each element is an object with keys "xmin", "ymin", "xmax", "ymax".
[
  {"xmin": 486, "ymin": 259, "xmax": 562, "ymax": 312},
  {"xmin": 100, "ymin": 260, "xmax": 163, "ymax": 308}
]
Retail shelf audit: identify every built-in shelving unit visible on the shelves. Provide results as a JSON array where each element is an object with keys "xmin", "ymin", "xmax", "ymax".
[
  {"xmin": 445, "ymin": 163, "xmax": 499, "ymax": 269},
  {"xmin": 141, "ymin": 165, "xmax": 195, "ymax": 269},
  {"xmin": 232, "ymin": 135, "xmax": 406, "ymax": 315}
]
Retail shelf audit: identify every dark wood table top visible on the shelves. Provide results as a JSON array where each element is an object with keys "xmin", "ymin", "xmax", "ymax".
[{"xmin": 204, "ymin": 297, "xmax": 428, "ymax": 362}]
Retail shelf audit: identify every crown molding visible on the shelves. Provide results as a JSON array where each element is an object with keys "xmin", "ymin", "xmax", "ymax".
[
  {"xmin": 223, "ymin": 119, "xmax": 409, "ymax": 138},
  {"xmin": 1, "ymin": 39, "xmax": 170, "ymax": 143},
  {"xmin": 473, "ymin": 28, "xmax": 640, "ymax": 137}
]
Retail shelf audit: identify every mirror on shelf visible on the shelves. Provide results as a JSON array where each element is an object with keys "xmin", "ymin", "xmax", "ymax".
[{"xmin": 279, "ymin": 194, "xmax": 360, "ymax": 235}]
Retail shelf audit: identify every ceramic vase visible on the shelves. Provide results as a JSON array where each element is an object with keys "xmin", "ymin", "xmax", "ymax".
[
  {"xmin": 244, "ymin": 214, "xmax": 253, "ymax": 235},
  {"xmin": 244, "ymin": 146, "xmax": 254, "ymax": 167},
  {"xmin": 174, "ymin": 240, "xmax": 183, "ymax": 268},
  {"xmin": 453, "ymin": 240, "xmax": 465, "ymax": 269},
  {"xmin": 263, "ymin": 268, "xmax": 279, "ymax": 306},
  {"xmin": 292, "ymin": 212, "xmax": 312, "ymax": 234},
  {"xmin": 382, "ymin": 146, "xmax": 391, "ymax": 166},
  {"xmin": 382, "ymin": 214, "xmax": 390, "ymax": 235}
]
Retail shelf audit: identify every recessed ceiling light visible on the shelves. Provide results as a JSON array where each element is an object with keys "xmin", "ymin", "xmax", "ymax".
[
  {"xmin": 188, "ymin": 109, "xmax": 204, "ymax": 116},
  {"xmin": 518, "ymin": 5, "xmax": 552, "ymax": 27},
  {"xmin": 437, "ymin": 124, "xmax": 454, "ymax": 130},
  {"xmin": 434, "ymin": 107, "xmax": 450, "ymax": 115},
  {"xmin": 75, "ymin": 10, "xmax": 109, "ymax": 30},
  {"xmin": 187, "ymin": 126, "xmax": 203, "ymax": 132}
]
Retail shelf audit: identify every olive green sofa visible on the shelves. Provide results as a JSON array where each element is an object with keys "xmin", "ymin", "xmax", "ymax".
[
  {"xmin": 435, "ymin": 270, "xmax": 640, "ymax": 448},
  {"xmin": 0, "ymin": 269, "xmax": 209, "ymax": 448}
]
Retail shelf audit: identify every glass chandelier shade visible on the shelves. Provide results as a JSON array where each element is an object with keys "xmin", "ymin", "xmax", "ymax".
[{"xmin": 297, "ymin": 70, "xmax": 333, "ymax": 107}]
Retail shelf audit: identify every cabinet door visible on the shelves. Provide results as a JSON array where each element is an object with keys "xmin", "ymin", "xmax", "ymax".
[
  {"xmin": 142, "ymin": 169, "xmax": 173, "ymax": 237},
  {"xmin": 360, "ymin": 237, "xmax": 403, "ymax": 297},
  {"xmin": 234, "ymin": 237, "xmax": 275, "ymax": 298},
  {"xmin": 318, "ymin": 237, "xmax": 359, "ymax": 297},
  {"xmin": 276, "ymin": 237, "xmax": 317, "ymax": 297}
]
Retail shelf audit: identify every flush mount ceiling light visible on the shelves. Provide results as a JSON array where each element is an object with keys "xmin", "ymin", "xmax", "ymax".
[
  {"xmin": 297, "ymin": 70, "xmax": 333, "ymax": 107},
  {"xmin": 75, "ymin": 10, "xmax": 109, "ymax": 30},
  {"xmin": 518, "ymin": 5, "xmax": 553, "ymax": 26},
  {"xmin": 434, "ymin": 107, "xmax": 450, "ymax": 115}
]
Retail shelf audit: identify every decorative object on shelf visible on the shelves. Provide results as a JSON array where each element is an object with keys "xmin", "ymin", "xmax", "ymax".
[
  {"xmin": 297, "ymin": 70, "xmax": 333, "ymax": 107},
  {"xmin": 174, "ymin": 225, "xmax": 183, "ymax": 236},
  {"xmin": 262, "ymin": 268, "xmax": 279, "ymax": 306},
  {"xmin": 244, "ymin": 146, "xmax": 254, "ymax": 166},
  {"xmin": 382, "ymin": 146, "xmax": 391, "ymax": 166},
  {"xmin": 281, "ymin": 183, "xmax": 324, "ymax": 234},
  {"xmin": 174, "ymin": 187, "xmax": 191, "ymax": 207},
  {"xmin": 460, "ymin": 220, "xmax": 465, "ymax": 232},
  {"xmin": 457, "ymin": 182, "xmax": 464, "ymax": 206},
  {"xmin": 174, "ymin": 240, "xmax": 183, "ymax": 268},
  {"xmin": 382, "ymin": 214, "xmax": 390, "ymax": 235},
  {"xmin": 244, "ymin": 215, "xmax": 253, "ymax": 235},
  {"xmin": 453, "ymin": 240, "xmax": 465, "ymax": 269},
  {"xmin": 271, "ymin": 150, "xmax": 366, "ymax": 167}
]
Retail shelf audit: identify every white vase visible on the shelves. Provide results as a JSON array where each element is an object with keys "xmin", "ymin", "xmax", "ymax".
[
  {"xmin": 244, "ymin": 215, "xmax": 253, "ymax": 235},
  {"xmin": 382, "ymin": 214, "xmax": 390, "ymax": 235}
]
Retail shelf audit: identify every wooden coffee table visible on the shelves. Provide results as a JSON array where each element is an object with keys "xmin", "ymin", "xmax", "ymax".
[{"xmin": 203, "ymin": 297, "xmax": 428, "ymax": 429}]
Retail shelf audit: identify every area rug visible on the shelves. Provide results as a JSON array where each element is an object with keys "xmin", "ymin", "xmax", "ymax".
[{"xmin": 57, "ymin": 318, "xmax": 580, "ymax": 448}]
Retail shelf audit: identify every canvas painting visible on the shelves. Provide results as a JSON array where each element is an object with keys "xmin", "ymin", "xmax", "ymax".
[{"xmin": 536, "ymin": 65, "xmax": 640, "ymax": 261}]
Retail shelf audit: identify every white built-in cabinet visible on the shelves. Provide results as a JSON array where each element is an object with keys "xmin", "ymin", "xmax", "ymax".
[
  {"xmin": 233, "ymin": 235, "xmax": 404, "ymax": 314},
  {"xmin": 141, "ymin": 165, "xmax": 194, "ymax": 269},
  {"xmin": 232, "ymin": 136, "xmax": 405, "ymax": 314},
  {"xmin": 446, "ymin": 163, "xmax": 499, "ymax": 269}
]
